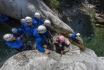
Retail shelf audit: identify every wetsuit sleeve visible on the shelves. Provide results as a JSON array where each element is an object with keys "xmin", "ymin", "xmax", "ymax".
[
  {"xmin": 36, "ymin": 38, "xmax": 45, "ymax": 53},
  {"xmin": 20, "ymin": 29, "xmax": 25, "ymax": 36},
  {"xmin": 6, "ymin": 42, "xmax": 11, "ymax": 47},
  {"xmin": 18, "ymin": 28, "xmax": 25, "ymax": 37}
]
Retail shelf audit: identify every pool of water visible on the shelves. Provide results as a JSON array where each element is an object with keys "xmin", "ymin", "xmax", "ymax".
[
  {"xmin": 62, "ymin": 13, "xmax": 104, "ymax": 56},
  {"xmin": 0, "ymin": 22, "xmax": 20, "ymax": 67}
]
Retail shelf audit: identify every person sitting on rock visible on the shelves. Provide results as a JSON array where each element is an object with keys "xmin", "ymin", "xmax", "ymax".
[
  {"xmin": 69, "ymin": 33, "xmax": 83, "ymax": 44},
  {"xmin": 44, "ymin": 20, "xmax": 53, "ymax": 44},
  {"xmin": 33, "ymin": 25, "xmax": 50, "ymax": 54},
  {"xmin": 11, "ymin": 28, "xmax": 26, "ymax": 40},
  {"xmin": 33, "ymin": 12, "xmax": 44, "ymax": 28},
  {"xmin": 3, "ymin": 33, "xmax": 32, "ymax": 51},
  {"xmin": 54, "ymin": 35, "xmax": 69, "ymax": 54}
]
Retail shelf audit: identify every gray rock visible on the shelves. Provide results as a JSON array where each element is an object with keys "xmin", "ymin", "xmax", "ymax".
[{"xmin": 0, "ymin": 45, "xmax": 104, "ymax": 70}]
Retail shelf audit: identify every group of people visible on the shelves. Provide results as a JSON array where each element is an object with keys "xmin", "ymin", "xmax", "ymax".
[{"xmin": 3, "ymin": 12, "xmax": 83, "ymax": 54}]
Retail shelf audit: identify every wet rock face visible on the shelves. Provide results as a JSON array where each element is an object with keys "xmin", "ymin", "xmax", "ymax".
[{"xmin": 0, "ymin": 45, "xmax": 104, "ymax": 70}]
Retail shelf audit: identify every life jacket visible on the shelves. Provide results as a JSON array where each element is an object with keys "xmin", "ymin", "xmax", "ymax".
[
  {"xmin": 24, "ymin": 23, "xmax": 35, "ymax": 36},
  {"xmin": 71, "ymin": 34, "xmax": 79, "ymax": 43},
  {"xmin": 33, "ymin": 17, "xmax": 44, "ymax": 28}
]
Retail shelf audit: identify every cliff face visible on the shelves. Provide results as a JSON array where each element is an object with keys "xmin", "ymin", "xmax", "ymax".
[{"xmin": 0, "ymin": 44, "xmax": 104, "ymax": 70}]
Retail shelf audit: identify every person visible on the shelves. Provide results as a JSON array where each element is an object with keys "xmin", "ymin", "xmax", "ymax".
[
  {"xmin": 3, "ymin": 33, "xmax": 32, "ymax": 51},
  {"xmin": 20, "ymin": 18, "xmax": 26, "ymax": 30},
  {"xmin": 69, "ymin": 33, "xmax": 83, "ymax": 44},
  {"xmin": 25, "ymin": 16, "xmax": 35, "ymax": 37},
  {"xmin": 33, "ymin": 25, "xmax": 50, "ymax": 54},
  {"xmin": 33, "ymin": 12, "xmax": 44, "ymax": 28},
  {"xmin": 44, "ymin": 20, "xmax": 53, "ymax": 44},
  {"xmin": 21, "ymin": 18, "xmax": 26, "ymax": 24},
  {"xmin": 88, "ymin": 34, "xmax": 93, "ymax": 39},
  {"xmin": 54, "ymin": 35, "xmax": 69, "ymax": 54},
  {"xmin": 0, "ymin": 14, "xmax": 14, "ymax": 26},
  {"xmin": 78, "ymin": 19, "xmax": 82, "ymax": 24},
  {"xmin": 83, "ymin": 23, "xmax": 86, "ymax": 28},
  {"xmin": 11, "ymin": 28, "xmax": 26, "ymax": 40},
  {"xmin": 0, "ymin": 14, "xmax": 8, "ymax": 23}
]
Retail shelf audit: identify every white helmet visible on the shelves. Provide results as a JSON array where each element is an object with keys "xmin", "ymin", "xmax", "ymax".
[
  {"xmin": 3, "ymin": 34, "xmax": 13, "ymax": 41},
  {"xmin": 25, "ymin": 16, "xmax": 33, "ymax": 22},
  {"xmin": 34, "ymin": 12, "xmax": 40, "ymax": 18},
  {"xmin": 76, "ymin": 33, "xmax": 80, "ymax": 36},
  {"xmin": 38, "ymin": 25, "xmax": 47, "ymax": 34},
  {"xmin": 20, "ymin": 19, "xmax": 26, "ymax": 23},
  {"xmin": 12, "ymin": 28, "xmax": 17, "ymax": 33},
  {"xmin": 44, "ymin": 20, "xmax": 51, "ymax": 26}
]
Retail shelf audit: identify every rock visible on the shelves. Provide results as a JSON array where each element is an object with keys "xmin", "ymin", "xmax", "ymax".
[
  {"xmin": 95, "ymin": 24, "xmax": 101, "ymax": 27},
  {"xmin": 0, "ymin": 0, "xmax": 74, "ymax": 34},
  {"xmin": 95, "ymin": 24, "xmax": 104, "ymax": 28},
  {"xmin": 0, "ymin": 45, "xmax": 104, "ymax": 70},
  {"xmin": 95, "ymin": 14, "xmax": 104, "ymax": 24}
]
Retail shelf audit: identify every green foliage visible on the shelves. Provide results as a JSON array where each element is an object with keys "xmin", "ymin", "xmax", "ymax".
[{"xmin": 43, "ymin": 0, "xmax": 61, "ymax": 11}]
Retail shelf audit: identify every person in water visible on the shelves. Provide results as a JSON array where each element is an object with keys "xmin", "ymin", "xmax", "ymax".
[{"xmin": 3, "ymin": 33, "xmax": 32, "ymax": 51}]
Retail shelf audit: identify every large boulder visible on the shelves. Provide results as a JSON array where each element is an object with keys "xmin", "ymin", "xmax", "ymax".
[
  {"xmin": 0, "ymin": 45, "xmax": 104, "ymax": 70},
  {"xmin": 0, "ymin": 0, "xmax": 74, "ymax": 34}
]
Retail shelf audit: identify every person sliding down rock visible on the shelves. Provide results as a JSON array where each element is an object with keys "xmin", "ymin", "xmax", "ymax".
[
  {"xmin": 54, "ymin": 35, "xmax": 69, "ymax": 54},
  {"xmin": 33, "ymin": 25, "xmax": 50, "ymax": 54},
  {"xmin": 3, "ymin": 34, "xmax": 32, "ymax": 51},
  {"xmin": 69, "ymin": 33, "xmax": 83, "ymax": 45},
  {"xmin": 44, "ymin": 20, "xmax": 53, "ymax": 45}
]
